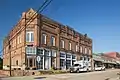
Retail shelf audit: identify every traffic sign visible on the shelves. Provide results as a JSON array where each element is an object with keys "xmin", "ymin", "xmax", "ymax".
[{"xmin": 37, "ymin": 56, "xmax": 41, "ymax": 62}]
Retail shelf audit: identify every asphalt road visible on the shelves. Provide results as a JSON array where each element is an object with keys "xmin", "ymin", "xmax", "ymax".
[{"xmin": 1, "ymin": 69, "xmax": 120, "ymax": 80}]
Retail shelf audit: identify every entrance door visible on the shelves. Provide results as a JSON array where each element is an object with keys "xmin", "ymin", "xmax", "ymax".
[
  {"xmin": 37, "ymin": 56, "xmax": 43, "ymax": 70},
  {"xmin": 45, "ymin": 56, "xmax": 51, "ymax": 70}
]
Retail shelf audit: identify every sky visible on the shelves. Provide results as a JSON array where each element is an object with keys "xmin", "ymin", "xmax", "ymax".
[{"xmin": 0, "ymin": 0, "xmax": 120, "ymax": 53}]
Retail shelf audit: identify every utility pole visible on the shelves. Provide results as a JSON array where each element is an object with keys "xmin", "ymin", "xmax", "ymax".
[{"xmin": 8, "ymin": 40, "xmax": 12, "ymax": 76}]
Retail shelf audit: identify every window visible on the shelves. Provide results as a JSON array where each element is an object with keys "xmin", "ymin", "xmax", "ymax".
[
  {"xmin": 44, "ymin": 50, "xmax": 50, "ymax": 56},
  {"xmin": 42, "ymin": 34, "xmax": 47, "ymax": 44},
  {"xmin": 76, "ymin": 45, "xmax": 78, "ymax": 52},
  {"xmin": 80, "ymin": 46, "xmax": 82, "ymax": 53},
  {"xmin": 72, "ymin": 55, "xmax": 76, "ymax": 60},
  {"xmin": 61, "ymin": 40, "xmax": 65, "ymax": 48},
  {"xmin": 26, "ymin": 31, "xmax": 34, "ymax": 42},
  {"xmin": 17, "ymin": 35, "xmax": 21, "ymax": 44},
  {"xmin": 80, "ymin": 57, "xmax": 83, "ymax": 60},
  {"xmin": 26, "ymin": 47, "xmax": 36, "ymax": 54},
  {"xmin": 66, "ymin": 54, "xmax": 71, "ymax": 59},
  {"xmin": 89, "ymin": 49, "xmax": 91, "ymax": 54},
  {"xmin": 69, "ymin": 42, "xmax": 71, "ymax": 50},
  {"xmin": 51, "ymin": 36, "xmax": 55, "ymax": 46},
  {"xmin": 88, "ymin": 57, "xmax": 90, "ymax": 61},
  {"xmin": 60, "ymin": 59, "xmax": 65, "ymax": 68},
  {"xmin": 31, "ymin": 32, "xmax": 34, "ymax": 42},
  {"xmin": 84, "ymin": 57, "xmax": 86, "ymax": 60},
  {"xmin": 17, "ymin": 36, "xmax": 19, "ymax": 44},
  {"xmin": 26, "ymin": 32, "xmax": 29, "ymax": 42},
  {"xmin": 13, "ymin": 39, "xmax": 16, "ymax": 47},
  {"xmin": 60, "ymin": 53, "xmax": 66, "ymax": 58},
  {"xmin": 85, "ymin": 47, "xmax": 87, "ymax": 54},
  {"xmin": 52, "ymin": 50, "xmax": 56, "ymax": 57},
  {"xmin": 16, "ymin": 60, "xmax": 18, "ymax": 65},
  {"xmin": 37, "ymin": 49, "xmax": 43, "ymax": 55},
  {"xmin": 66, "ymin": 60, "xmax": 71, "ymax": 69}
]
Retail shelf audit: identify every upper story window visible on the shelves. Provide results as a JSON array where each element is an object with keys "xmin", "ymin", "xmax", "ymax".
[
  {"xmin": 61, "ymin": 40, "xmax": 65, "ymax": 48},
  {"xmin": 17, "ymin": 34, "xmax": 21, "ymax": 44},
  {"xmin": 26, "ymin": 31, "xmax": 34, "ymax": 42},
  {"xmin": 76, "ymin": 44, "xmax": 78, "ymax": 52},
  {"xmin": 89, "ymin": 49, "xmax": 92, "ymax": 54},
  {"xmin": 85, "ymin": 47, "xmax": 87, "ymax": 54},
  {"xmin": 51, "ymin": 36, "xmax": 55, "ymax": 46},
  {"xmin": 80, "ymin": 46, "xmax": 82, "ymax": 53},
  {"xmin": 69, "ymin": 42, "xmax": 72, "ymax": 50},
  {"xmin": 16, "ymin": 60, "xmax": 18, "ymax": 65},
  {"xmin": 42, "ymin": 34, "xmax": 47, "ymax": 44},
  {"xmin": 13, "ymin": 38, "xmax": 16, "ymax": 47}
]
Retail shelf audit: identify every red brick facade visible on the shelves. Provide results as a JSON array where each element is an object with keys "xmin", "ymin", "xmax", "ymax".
[{"xmin": 3, "ymin": 8, "xmax": 93, "ymax": 70}]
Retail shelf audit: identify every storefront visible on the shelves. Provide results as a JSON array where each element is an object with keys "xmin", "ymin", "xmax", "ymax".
[
  {"xmin": 26, "ymin": 47, "xmax": 77, "ymax": 70},
  {"xmin": 60, "ymin": 52, "xmax": 77, "ymax": 70},
  {"xmin": 36, "ymin": 48, "xmax": 57, "ymax": 70},
  {"xmin": 26, "ymin": 47, "xmax": 57, "ymax": 70}
]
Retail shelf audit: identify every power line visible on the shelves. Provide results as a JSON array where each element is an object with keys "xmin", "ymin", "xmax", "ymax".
[
  {"xmin": 0, "ymin": 0, "xmax": 53, "ymax": 56},
  {"xmin": 0, "ymin": 0, "xmax": 53, "ymax": 76}
]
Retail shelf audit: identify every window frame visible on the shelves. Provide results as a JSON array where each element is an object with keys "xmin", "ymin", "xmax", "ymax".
[
  {"xmin": 80, "ymin": 46, "xmax": 83, "ymax": 53},
  {"xmin": 17, "ymin": 34, "xmax": 21, "ymax": 44},
  {"xmin": 85, "ymin": 47, "xmax": 87, "ymax": 54},
  {"xmin": 26, "ymin": 31, "xmax": 34, "ymax": 42},
  {"xmin": 16, "ymin": 60, "xmax": 18, "ymax": 65},
  {"xmin": 51, "ymin": 36, "xmax": 55, "ymax": 46},
  {"xmin": 61, "ymin": 40, "xmax": 65, "ymax": 48},
  {"xmin": 76, "ymin": 44, "xmax": 78, "ymax": 52},
  {"xmin": 69, "ymin": 42, "xmax": 72, "ymax": 50},
  {"xmin": 42, "ymin": 33, "xmax": 47, "ymax": 44}
]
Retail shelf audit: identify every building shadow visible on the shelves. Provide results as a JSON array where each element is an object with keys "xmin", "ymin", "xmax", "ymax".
[{"xmin": 34, "ymin": 77, "xmax": 46, "ymax": 79}]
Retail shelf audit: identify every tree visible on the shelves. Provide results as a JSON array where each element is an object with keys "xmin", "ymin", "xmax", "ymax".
[{"xmin": 0, "ymin": 58, "xmax": 3, "ymax": 69}]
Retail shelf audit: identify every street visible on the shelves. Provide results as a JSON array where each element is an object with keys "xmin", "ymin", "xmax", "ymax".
[{"xmin": 1, "ymin": 69, "xmax": 120, "ymax": 80}]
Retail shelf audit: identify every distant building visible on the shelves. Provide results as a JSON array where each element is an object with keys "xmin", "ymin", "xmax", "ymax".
[
  {"xmin": 93, "ymin": 52, "xmax": 120, "ymax": 69},
  {"xmin": 104, "ymin": 52, "xmax": 120, "ymax": 60},
  {"xmin": 3, "ymin": 8, "xmax": 93, "ymax": 70}
]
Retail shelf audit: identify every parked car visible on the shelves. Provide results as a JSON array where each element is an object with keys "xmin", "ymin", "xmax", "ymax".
[
  {"xmin": 94, "ymin": 65, "xmax": 105, "ymax": 71},
  {"xmin": 69, "ymin": 60, "xmax": 91, "ymax": 73}
]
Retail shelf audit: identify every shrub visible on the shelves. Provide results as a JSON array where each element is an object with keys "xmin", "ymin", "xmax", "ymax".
[
  {"xmin": 25, "ymin": 67, "xmax": 30, "ymax": 70},
  {"xmin": 39, "ymin": 70, "xmax": 68, "ymax": 75}
]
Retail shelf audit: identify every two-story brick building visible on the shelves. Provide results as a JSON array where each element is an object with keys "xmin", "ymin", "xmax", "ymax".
[{"xmin": 3, "ymin": 8, "xmax": 93, "ymax": 70}]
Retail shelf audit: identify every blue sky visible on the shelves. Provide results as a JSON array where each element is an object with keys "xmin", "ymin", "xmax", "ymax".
[{"xmin": 0, "ymin": 0, "xmax": 120, "ymax": 53}]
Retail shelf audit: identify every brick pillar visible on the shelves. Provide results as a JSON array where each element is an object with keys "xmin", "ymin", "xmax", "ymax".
[
  {"xmin": 28, "ymin": 58, "xmax": 29, "ymax": 67},
  {"xmin": 35, "ymin": 58, "xmax": 36, "ymax": 68},
  {"xmin": 32, "ymin": 58, "xmax": 34, "ymax": 68},
  {"xmin": 56, "ymin": 51, "xmax": 60, "ymax": 70}
]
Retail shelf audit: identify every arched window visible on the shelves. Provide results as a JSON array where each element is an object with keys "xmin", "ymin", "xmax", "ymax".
[{"xmin": 16, "ymin": 60, "xmax": 18, "ymax": 65}]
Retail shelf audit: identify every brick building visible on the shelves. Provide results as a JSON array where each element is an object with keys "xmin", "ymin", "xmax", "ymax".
[
  {"xmin": 3, "ymin": 8, "xmax": 92, "ymax": 70},
  {"xmin": 104, "ymin": 52, "xmax": 120, "ymax": 60}
]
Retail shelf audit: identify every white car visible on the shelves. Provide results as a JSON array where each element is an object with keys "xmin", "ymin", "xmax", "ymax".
[{"xmin": 94, "ymin": 65, "xmax": 105, "ymax": 71}]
